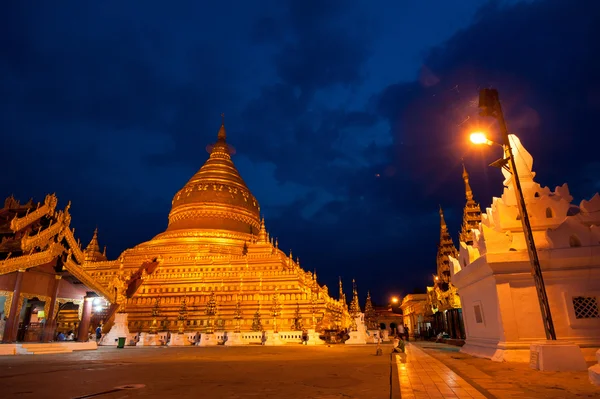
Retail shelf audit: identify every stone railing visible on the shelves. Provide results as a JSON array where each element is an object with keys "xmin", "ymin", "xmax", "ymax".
[{"xmin": 129, "ymin": 330, "xmax": 305, "ymax": 346}]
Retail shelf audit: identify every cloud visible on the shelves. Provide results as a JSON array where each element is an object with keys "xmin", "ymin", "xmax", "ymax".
[
  {"xmin": 2, "ymin": 0, "xmax": 599, "ymax": 302},
  {"xmin": 377, "ymin": 0, "xmax": 600, "ymax": 200}
]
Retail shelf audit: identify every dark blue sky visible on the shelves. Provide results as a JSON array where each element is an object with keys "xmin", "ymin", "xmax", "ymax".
[{"xmin": 2, "ymin": 0, "xmax": 599, "ymax": 305}]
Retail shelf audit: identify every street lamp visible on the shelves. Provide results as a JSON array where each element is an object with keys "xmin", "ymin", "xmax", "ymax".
[
  {"xmin": 471, "ymin": 88, "xmax": 556, "ymax": 341},
  {"xmin": 469, "ymin": 132, "xmax": 492, "ymax": 146},
  {"xmin": 391, "ymin": 297, "xmax": 399, "ymax": 305}
]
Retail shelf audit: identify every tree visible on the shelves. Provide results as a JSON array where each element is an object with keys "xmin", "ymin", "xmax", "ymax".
[
  {"xmin": 364, "ymin": 291, "xmax": 377, "ymax": 330},
  {"xmin": 233, "ymin": 298, "xmax": 243, "ymax": 333},
  {"xmin": 291, "ymin": 303, "xmax": 304, "ymax": 331},
  {"xmin": 251, "ymin": 310, "xmax": 263, "ymax": 332}
]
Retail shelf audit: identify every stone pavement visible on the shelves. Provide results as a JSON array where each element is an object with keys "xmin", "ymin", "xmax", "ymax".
[
  {"xmin": 0, "ymin": 344, "xmax": 396, "ymax": 398},
  {"xmin": 396, "ymin": 343, "xmax": 487, "ymax": 399},
  {"xmin": 397, "ymin": 342, "xmax": 600, "ymax": 399}
]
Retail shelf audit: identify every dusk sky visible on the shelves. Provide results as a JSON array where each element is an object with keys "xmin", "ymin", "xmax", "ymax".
[{"xmin": 2, "ymin": 0, "xmax": 599, "ymax": 305}]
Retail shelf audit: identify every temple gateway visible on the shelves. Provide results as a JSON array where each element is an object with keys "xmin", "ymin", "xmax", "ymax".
[{"xmin": 0, "ymin": 121, "xmax": 351, "ymax": 348}]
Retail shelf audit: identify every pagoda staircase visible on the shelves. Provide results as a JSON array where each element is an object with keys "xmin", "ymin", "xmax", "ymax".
[
  {"xmin": 99, "ymin": 303, "xmax": 120, "ymax": 334},
  {"xmin": 19, "ymin": 343, "xmax": 73, "ymax": 355},
  {"xmin": 126, "ymin": 258, "xmax": 159, "ymax": 297}
]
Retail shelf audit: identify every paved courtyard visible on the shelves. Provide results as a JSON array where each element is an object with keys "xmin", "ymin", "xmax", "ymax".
[
  {"xmin": 0, "ymin": 345, "xmax": 394, "ymax": 398},
  {"xmin": 1, "ymin": 342, "xmax": 599, "ymax": 398},
  {"xmin": 401, "ymin": 342, "xmax": 599, "ymax": 399}
]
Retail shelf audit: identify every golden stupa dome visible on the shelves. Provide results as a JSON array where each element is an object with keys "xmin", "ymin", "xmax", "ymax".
[{"xmin": 163, "ymin": 121, "xmax": 261, "ymax": 237}]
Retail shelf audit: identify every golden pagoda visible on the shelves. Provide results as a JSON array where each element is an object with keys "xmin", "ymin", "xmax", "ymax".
[
  {"xmin": 458, "ymin": 164, "xmax": 482, "ymax": 246},
  {"xmin": 425, "ymin": 165, "xmax": 479, "ymax": 340},
  {"xmin": 84, "ymin": 120, "xmax": 349, "ymax": 333},
  {"xmin": 436, "ymin": 206, "xmax": 458, "ymax": 287}
]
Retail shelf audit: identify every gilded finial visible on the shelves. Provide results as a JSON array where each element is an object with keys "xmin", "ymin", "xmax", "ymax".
[
  {"xmin": 275, "ymin": 237, "xmax": 278, "ymax": 249},
  {"xmin": 217, "ymin": 114, "xmax": 226, "ymax": 141},
  {"xmin": 461, "ymin": 162, "xmax": 474, "ymax": 201},
  {"xmin": 439, "ymin": 205, "xmax": 446, "ymax": 226}
]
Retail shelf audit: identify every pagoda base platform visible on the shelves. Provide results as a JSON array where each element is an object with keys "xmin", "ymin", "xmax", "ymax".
[
  {"xmin": 198, "ymin": 333, "xmax": 219, "ymax": 346},
  {"xmin": 224, "ymin": 332, "xmax": 245, "ymax": 346},
  {"xmin": 138, "ymin": 333, "xmax": 164, "ymax": 346},
  {"xmin": 306, "ymin": 329, "xmax": 324, "ymax": 345},
  {"xmin": 590, "ymin": 350, "xmax": 600, "ymax": 386},
  {"xmin": 168, "ymin": 333, "xmax": 192, "ymax": 346},
  {"xmin": 264, "ymin": 332, "xmax": 284, "ymax": 346},
  {"xmin": 366, "ymin": 330, "xmax": 382, "ymax": 343},
  {"xmin": 530, "ymin": 341, "xmax": 587, "ymax": 371},
  {"xmin": 345, "ymin": 330, "xmax": 367, "ymax": 345},
  {"xmin": 100, "ymin": 313, "xmax": 130, "ymax": 346}
]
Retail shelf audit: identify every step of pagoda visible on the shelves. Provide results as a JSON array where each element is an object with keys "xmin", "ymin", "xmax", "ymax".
[{"xmin": 19, "ymin": 343, "xmax": 73, "ymax": 355}]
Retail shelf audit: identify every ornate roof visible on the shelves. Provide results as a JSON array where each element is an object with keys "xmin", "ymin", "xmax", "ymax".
[
  {"xmin": 84, "ymin": 228, "xmax": 107, "ymax": 262},
  {"xmin": 163, "ymin": 121, "xmax": 261, "ymax": 238}
]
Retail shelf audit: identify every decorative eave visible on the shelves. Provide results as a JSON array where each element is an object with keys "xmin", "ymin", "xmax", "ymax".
[
  {"xmin": 0, "ymin": 241, "xmax": 66, "ymax": 275},
  {"xmin": 9, "ymin": 194, "xmax": 59, "ymax": 232}
]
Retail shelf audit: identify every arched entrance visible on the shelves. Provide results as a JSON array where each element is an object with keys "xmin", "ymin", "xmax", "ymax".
[{"xmin": 17, "ymin": 297, "xmax": 48, "ymax": 342}]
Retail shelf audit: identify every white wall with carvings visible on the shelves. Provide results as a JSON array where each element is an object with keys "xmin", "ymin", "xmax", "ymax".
[{"xmin": 452, "ymin": 135, "xmax": 600, "ymax": 362}]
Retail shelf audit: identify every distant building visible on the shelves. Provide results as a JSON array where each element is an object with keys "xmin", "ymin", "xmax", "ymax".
[
  {"xmin": 372, "ymin": 305, "xmax": 403, "ymax": 333},
  {"xmin": 400, "ymin": 294, "xmax": 428, "ymax": 337},
  {"xmin": 425, "ymin": 164, "xmax": 481, "ymax": 340},
  {"xmin": 451, "ymin": 135, "xmax": 600, "ymax": 362}
]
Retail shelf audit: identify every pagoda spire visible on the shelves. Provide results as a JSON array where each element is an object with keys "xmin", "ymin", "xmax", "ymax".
[
  {"xmin": 258, "ymin": 216, "xmax": 267, "ymax": 243},
  {"xmin": 439, "ymin": 205, "xmax": 447, "ymax": 228},
  {"xmin": 338, "ymin": 276, "xmax": 347, "ymax": 305},
  {"xmin": 88, "ymin": 228, "xmax": 99, "ymax": 251},
  {"xmin": 218, "ymin": 113, "xmax": 226, "ymax": 141},
  {"xmin": 462, "ymin": 162, "xmax": 473, "ymax": 201},
  {"xmin": 84, "ymin": 227, "xmax": 107, "ymax": 262},
  {"xmin": 459, "ymin": 163, "xmax": 482, "ymax": 245},
  {"xmin": 349, "ymin": 279, "xmax": 361, "ymax": 316},
  {"xmin": 364, "ymin": 290, "xmax": 376, "ymax": 330},
  {"xmin": 437, "ymin": 206, "xmax": 458, "ymax": 288}
]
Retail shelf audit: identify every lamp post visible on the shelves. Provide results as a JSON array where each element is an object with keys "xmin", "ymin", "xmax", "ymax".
[{"xmin": 472, "ymin": 88, "xmax": 556, "ymax": 341}]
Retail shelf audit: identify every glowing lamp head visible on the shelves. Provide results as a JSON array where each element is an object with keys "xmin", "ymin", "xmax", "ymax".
[
  {"xmin": 434, "ymin": 276, "xmax": 439, "ymax": 281},
  {"xmin": 93, "ymin": 298, "xmax": 102, "ymax": 306},
  {"xmin": 391, "ymin": 297, "xmax": 399, "ymax": 304},
  {"xmin": 470, "ymin": 132, "xmax": 492, "ymax": 146}
]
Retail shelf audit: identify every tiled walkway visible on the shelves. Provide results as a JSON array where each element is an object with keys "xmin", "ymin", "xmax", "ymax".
[{"xmin": 396, "ymin": 344, "xmax": 488, "ymax": 399}]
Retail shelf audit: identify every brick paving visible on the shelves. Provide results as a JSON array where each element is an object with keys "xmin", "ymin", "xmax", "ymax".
[
  {"xmin": 396, "ymin": 343, "xmax": 487, "ymax": 399},
  {"xmin": 399, "ymin": 342, "xmax": 600, "ymax": 399}
]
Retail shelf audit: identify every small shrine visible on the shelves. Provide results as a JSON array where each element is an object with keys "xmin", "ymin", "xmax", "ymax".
[{"xmin": 451, "ymin": 135, "xmax": 600, "ymax": 368}]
